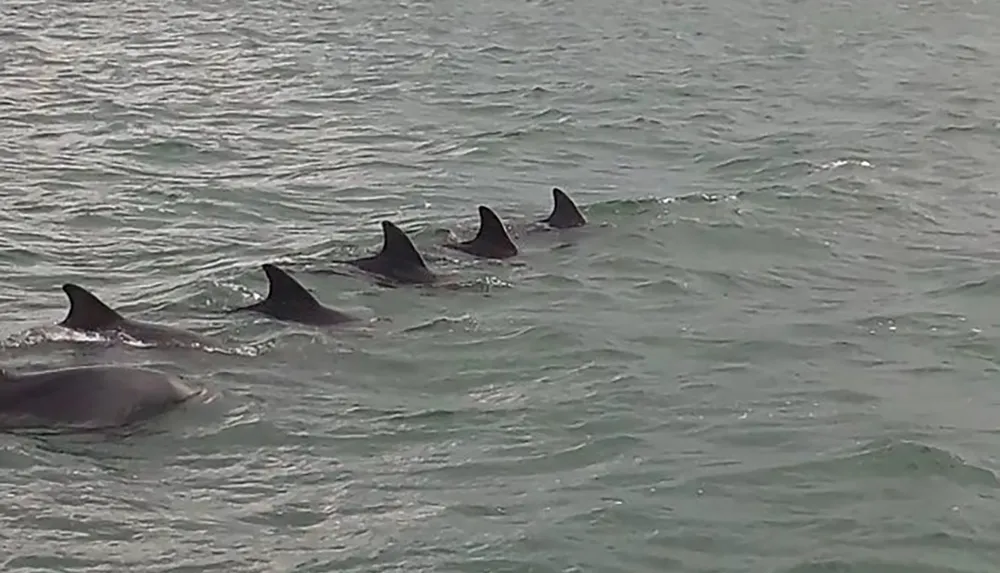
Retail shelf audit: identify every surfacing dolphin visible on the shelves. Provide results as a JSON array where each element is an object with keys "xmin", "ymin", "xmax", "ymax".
[
  {"xmin": 345, "ymin": 221, "xmax": 437, "ymax": 285},
  {"xmin": 58, "ymin": 284, "xmax": 212, "ymax": 347},
  {"xmin": 541, "ymin": 187, "xmax": 586, "ymax": 229},
  {"xmin": 230, "ymin": 263, "xmax": 356, "ymax": 326},
  {"xmin": 443, "ymin": 205, "xmax": 519, "ymax": 260},
  {"xmin": 0, "ymin": 365, "xmax": 200, "ymax": 431}
]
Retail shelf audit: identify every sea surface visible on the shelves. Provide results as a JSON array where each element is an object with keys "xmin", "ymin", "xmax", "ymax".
[{"xmin": 3, "ymin": 0, "xmax": 1000, "ymax": 571}]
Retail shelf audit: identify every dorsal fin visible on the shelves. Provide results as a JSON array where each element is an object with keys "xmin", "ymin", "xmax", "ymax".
[
  {"xmin": 378, "ymin": 221, "xmax": 429, "ymax": 269},
  {"xmin": 447, "ymin": 206, "xmax": 518, "ymax": 259},
  {"xmin": 474, "ymin": 206, "xmax": 516, "ymax": 251},
  {"xmin": 542, "ymin": 187, "xmax": 586, "ymax": 228},
  {"xmin": 345, "ymin": 220, "xmax": 436, "ymax": 284},
  {"xmin": 261, "ymin": 264, "xmax": 320, "ymax": 308},
  {"xmin": 59, "ymin": 284, "xmax": 125, "ymax": 330}
]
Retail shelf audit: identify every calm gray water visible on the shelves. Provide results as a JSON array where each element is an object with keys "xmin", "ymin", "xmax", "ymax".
[{"xmin": 3, "ymin": 0, "xmax": 1000, "ymax": 570}]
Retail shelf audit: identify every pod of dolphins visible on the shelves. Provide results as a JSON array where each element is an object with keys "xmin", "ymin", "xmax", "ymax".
[{"xmin": 1, "ymin": 188, "xmax": 588, "ymax": 432}]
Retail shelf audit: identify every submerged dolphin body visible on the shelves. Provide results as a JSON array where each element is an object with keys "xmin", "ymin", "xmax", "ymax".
[
  {"xmin": 444, "ymin": 205, "xmax": 519, "ymax": 260},
  {"xmin": 0, "ymin": 365, "xmax": 199, "ymax": 431},
  {"xmin": 58, "ymin": 284, "xmax": 212, "ymax": 347},
  {"xmin": 345, "ymin": 221, "xmax": 437, "ymax": 285},
  {"xmin": 540, "ymin": 187, "xmax": 587, "ymax": 229},
  {"xmin": 231, "ymin": 263, "xmax": 355, "ymax": 326}
]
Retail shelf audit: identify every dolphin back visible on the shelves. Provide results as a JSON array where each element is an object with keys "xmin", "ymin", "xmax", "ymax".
[{"xmin": 0, "ymin": 366, "xmax": 197, "ymax": 430}]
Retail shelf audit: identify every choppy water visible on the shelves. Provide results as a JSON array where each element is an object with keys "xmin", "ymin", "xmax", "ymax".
[{"xmin": 4, "ymin": 0, "xmax": 1000, "ymax": 570}]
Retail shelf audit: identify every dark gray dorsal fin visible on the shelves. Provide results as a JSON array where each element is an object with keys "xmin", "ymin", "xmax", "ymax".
[
  {"xmin": 59, "ymin": 284, "xmax": 125, "ymax": 330},
  {"xmin": 471, "ymin": 205, "xmax": 518, "ymax": 256},
  {"xmin": 542, "ymin": 187, "xmax": 586, "ymax": 228},
  {"xmin": 262, "ymin": 264, "xmax": 320, "ymax": 307},
  {"xmin": 378, "ymin": 221, "xmax": 429, "ymax": 269},
  {"xmin": 475, "ymin": 206, "xmax": 514, "ymax": 244}
]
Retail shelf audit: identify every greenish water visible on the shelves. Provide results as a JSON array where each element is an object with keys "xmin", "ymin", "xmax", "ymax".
[{"xmin": 4, "ymin": 0, "xmax": 1000, "ymax": 570}]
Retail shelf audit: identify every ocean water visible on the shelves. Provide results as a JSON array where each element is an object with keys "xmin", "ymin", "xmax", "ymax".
[{"xmin": 4, "ymin": 0, "xmax": 1000, "ymax": 570}]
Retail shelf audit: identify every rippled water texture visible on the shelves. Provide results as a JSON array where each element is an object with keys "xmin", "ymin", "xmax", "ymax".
[{"xmin": 4, "ymin": 0, "xmax": 1000, "ymax": 571}]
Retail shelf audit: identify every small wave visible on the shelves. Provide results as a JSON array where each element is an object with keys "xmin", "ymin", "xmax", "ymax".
[
  {"xmin": 814, "ymin": 158, "xmax": 874, "ymax": 171},
  {"xmin": 0, "ymin": 324, "xmax": 263, "ymax": 357},
  {"xmin": 1, "ymin": 326, "xmax": 109, "ymax": 350},
  {"xmin": 840, "ymin": 439, "xmax": 998, "ymax": 485},
  {"xmin": 397, "ymin": 314, "xmax": 476, "ymax": 334},
  {"xmin": 701, "ymin": 438, "xmax": 999, "ymax": 489},
  {"xmin": 927, "ymin": 275, "xmax": 1000, "ymax": 298}
]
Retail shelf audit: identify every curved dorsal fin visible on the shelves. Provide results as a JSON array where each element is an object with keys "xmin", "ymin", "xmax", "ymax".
[
  {"xmin": 474, "ymin": 206, "xmax": 516, "ymax": 249},
  {"xmin": 447, "ymin": 205, "xmax": 518, "ymax": 259},
  {"xmin": 378, "ymin": 221, "xmax": 429, "ymax": 269},
  {"xmin": 542, "ymin": 187, "xmax": 586, "ymax": 228},
  {"xmin": 59, "ymin": 284, "xmax": 125, "ymax": 330},
  {"xmin": 345, "ymin": 220, "xmax": 437, "ymax": 284},
  {"xmin": 261, "ymin": 264, "xmax": 320, "ymax": 308}
]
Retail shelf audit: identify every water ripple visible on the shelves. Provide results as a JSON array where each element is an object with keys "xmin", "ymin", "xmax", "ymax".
[{"xmin": 5, "ymin": 0, "xmax": 1000, "ymax": 570}]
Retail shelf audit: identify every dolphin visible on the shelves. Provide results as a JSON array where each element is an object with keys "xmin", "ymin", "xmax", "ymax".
[
  {"xmin": 0, "ymin": 365, "xmax": 199, "ymax": 431},
  {"xmin": 58, "ymin": 283, "xmax": 212, "ymax": 347},
  {"xmin": 444, "ymin": 205, "xmax": 518, "ymax": 260},
  {"xmin": 541, "ymin": 187, "xmax": 586, "ymax": 229},
  {"xmin": 230, "ymin": 263, "xmax": 356, "ymax": 326},
  {"xmin": 345, "ymin": 220, "xmax": 437, "ymax": 285}
]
